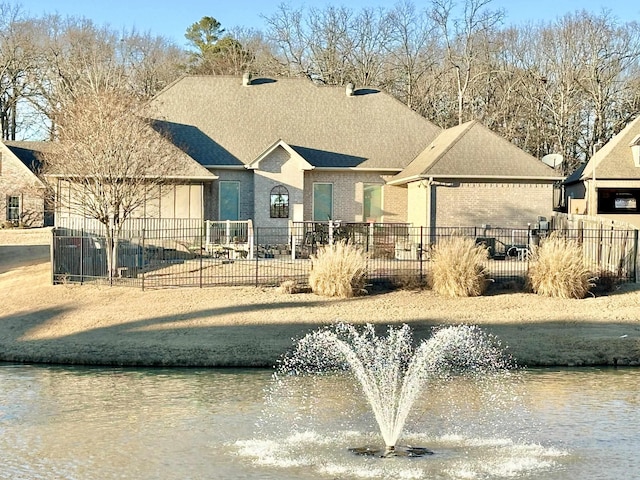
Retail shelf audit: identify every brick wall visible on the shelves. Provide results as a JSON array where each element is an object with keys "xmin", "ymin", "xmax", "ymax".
[
  {"xmin": 209, "ymin": 169, "xmax": 254, "ymax": 220},
  {"xmin": 252, "ymin": 146, "xmax": 304, "ymax": 231},
  {"xmin": 0, "ymin": 149, "xmax": 45, "ymax": 227},
  {"xmin": 303, "ymin": 170, "xmax": 405, "ymax": 222},
  {"xmin": 434, "ymin": 180, "xmax": 555, "ymax": 228}
]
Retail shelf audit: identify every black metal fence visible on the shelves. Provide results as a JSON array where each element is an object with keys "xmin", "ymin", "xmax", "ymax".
[{"xmin": 52, "ymin": 221, "xmax": 639, "ymax": 289}]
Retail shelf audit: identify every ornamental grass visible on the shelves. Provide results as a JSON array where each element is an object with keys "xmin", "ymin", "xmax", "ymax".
[
  {"xmin": 527, "ymin": 232, "xmax": 594, "ymax": 299},
  {"xmin": 430, "ymin": 236, "xmax": 489, "ymax": 297},
  {"xmin": 309, "ymin": 241, "xmax": 368, "ymax": 298}
]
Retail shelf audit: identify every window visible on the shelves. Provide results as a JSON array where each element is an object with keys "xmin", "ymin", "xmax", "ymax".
[
  {"xmin": 7, "ymin": 196, "xmax": 20, "ymax": 223},
  {"xmin": 598, "ymin": 189, "xmax": 640, "ymax": 214},
  {"xmin": 270, "ymin": 185, "xmax": 289, "ymax": 218},
  {"xmin": 363, "ymin": 183, "xmax": 383, "ymax": 222},
  {"xmin": 219, "ymin": 181, "xmax": 240, "ymax": 220},
  {"xmin": 313, "ymin": 183, "xmax": 333, "ymax": 221}
]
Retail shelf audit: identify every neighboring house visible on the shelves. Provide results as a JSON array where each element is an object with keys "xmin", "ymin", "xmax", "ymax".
[
  {"xmin": 387, "ymin": 120, "xmax": 562, "ymax": 231},
  {"xmin": 148, "ymin": 74, "xmax": 560, "ymax": 232},
  {"xmin": 564, "ymin": 115, "xmax": 640, "ymax": 228},
  {"xmin": 0, "ymin": 141, "xmax": 48, "ymax": 227}
]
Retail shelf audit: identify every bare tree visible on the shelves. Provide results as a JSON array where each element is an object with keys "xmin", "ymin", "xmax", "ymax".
[
  {"xmin": 230, "ymin": 27, "xmax": 286, "ymax": 77},
  {"xmin": 431, "ymin": 0, "xmax": 504, "ymax": 125},
  {"xmin": 117, "ymin": 29, "xmax": 186, "ymax": 99},
  {"xmin": 40, "ymin": 89, "xmax": 181, "ymax": 279},
  {"xmin": 0, "ymin": 3, "xmax": 39, "ymax": 140},
  {"xmin": 24, "ymin": 15, "xmax": 187, "ymax": 139},
  {"xmin": 344, "ymin": 7, "xmax": 390, "ymax": 87},
  {"xmin": 306, "ymin": 5, "xmax": 353, "ymax": 84},
  {"xmin": 384, "ymin": 1, "xmax": 438, "ymax": 109},
  {"xmin": 263, "ymin": 4, "xmax": 314, "ymax": 78},
  {"xmin": 571, "ymin": 11, "xmax": 640, "ymax": 156}
]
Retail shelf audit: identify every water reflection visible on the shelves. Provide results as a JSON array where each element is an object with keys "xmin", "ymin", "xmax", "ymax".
[{"xmin": 0, "ymin": 364, "xmax": 638, "ymax": 479}]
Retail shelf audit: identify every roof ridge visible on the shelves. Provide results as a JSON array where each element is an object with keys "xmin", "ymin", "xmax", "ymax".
[{"xmin": 422, "ymin": 120, "xmax": 476, "ymax": 174}]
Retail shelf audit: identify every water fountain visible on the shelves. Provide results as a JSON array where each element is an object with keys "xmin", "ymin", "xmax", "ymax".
[{"xmin": 276, "ymin": 323, "xmax": 514, "ymax": 458}]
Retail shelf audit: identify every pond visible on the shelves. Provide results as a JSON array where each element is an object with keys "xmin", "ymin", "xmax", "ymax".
[{"xmin": 0, "ymin": 364, "xmax": 638, "ymax": 479}]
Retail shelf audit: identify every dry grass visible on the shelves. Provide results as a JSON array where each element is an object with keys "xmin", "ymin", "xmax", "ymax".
[
  {"xmin": 527, "ymin": 232, "xmax": 595, "ymax": 299},
  {"xmin": 430, "ymin": 236, "xmax": 489, "ymax": 297},
  {"xmin": 309, "ymin": 241, "xmax": 368, "ymax": 297},
  {"xmin": 277, "ymin": 279, "xmax": 311, "ymax": 294}
]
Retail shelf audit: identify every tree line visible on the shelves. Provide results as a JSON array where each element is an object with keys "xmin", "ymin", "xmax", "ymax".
[{"xmin": 2, "ymin": 0, "xmax": 640, "ymax": 174}]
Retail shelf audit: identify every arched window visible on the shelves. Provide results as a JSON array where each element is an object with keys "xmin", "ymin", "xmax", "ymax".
[{"xmin": 270, "ymin": 185, "xmax": 289, "ymax": 218}]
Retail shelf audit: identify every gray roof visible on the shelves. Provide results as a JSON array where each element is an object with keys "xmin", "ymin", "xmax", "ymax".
[
  {"xmin": 389, "ymin": 121, "xmax": 559, "ymax": 184},
  {"xmin": 5, "ymin": 138, "xmax": 216, "ymax": 181},
  {"xmin": 3, "ymin": 141, "xmax": 52, "ymax": 171},
  {"xmin": 578, "ymin": 115, "xmax": 640, "ymax": 180},
  {"xmin": 147, "ymin": 75, "xmax": 442, "ymax": 169}
]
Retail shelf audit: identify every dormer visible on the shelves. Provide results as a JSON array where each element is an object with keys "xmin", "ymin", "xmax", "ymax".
[{"xmin": 629, "ymin": 134, "xmax": 640, "ymax": 167}]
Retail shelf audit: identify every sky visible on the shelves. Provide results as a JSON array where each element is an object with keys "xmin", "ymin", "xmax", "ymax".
[{"xmin": 16, "ymin": 0, "xmax": 640, "ymax": 48}]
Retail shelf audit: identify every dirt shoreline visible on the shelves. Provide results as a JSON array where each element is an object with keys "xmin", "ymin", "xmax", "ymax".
[{"xmin": 1, "ymin": 228, "xmax": 640, "ymax": 368}]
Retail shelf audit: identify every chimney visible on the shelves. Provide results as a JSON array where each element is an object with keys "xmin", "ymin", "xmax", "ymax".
[
  {"xmin": 242, "ymin": 72, "xmax": 252, "ymax": 86},
  {"xmin": 345, "ymin": 82, "xmax": 354, "ymax": 96}
]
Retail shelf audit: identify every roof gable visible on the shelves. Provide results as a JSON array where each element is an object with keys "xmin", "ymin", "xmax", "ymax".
[
  {"xmin": 2, "ymin": 141, "xmax": 47, "ymax": 187},
  {"xmin": 147, "ymin": 75, "xmax": 441, "ymax": 170},
  {"xmin": 389, "ymin": 121, "xmax": 559, "ymax": 184},
  {"xmin": 579, "ymin": 115, "xmax": 640, "ymax": 180},
  {"xmin": 246, "ymin": 139, "xmax": 314, "ymax": 170}
]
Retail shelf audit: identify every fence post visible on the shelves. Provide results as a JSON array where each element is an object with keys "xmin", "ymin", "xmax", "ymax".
[
  {"xmin": 248, "ymin": 219, "xmax": 255, "ymax": 259},
  {"xmin": 329, "ymin": 220, "xmax": 334, "ymax": 245},
  {"xmin": 199, "ymin": 224, "xmax": 203, "ymax": 289},
  {"xmin": 50, "ymin": 227, "xmax": 55, "ymax": 285},
  {"xmin": 634, "ymin": 229, "xmax": 639, "ymax": 283},
  {"xmin": 79, "ymin": 227, "xmax": 84, "ymax": 285},
  {"xmin": 255, "ymin": 227, "xmax": 259, "ymax": 287},
  {"xmin": 419, "ymin": 226, "xmax": 424, "ymax": 283},
  {"xmin": 291, "ymin": 235, "xmax": 297, "ymax": 260},
  {"xmin": 141, "ymin": 228, "xmax": 146, "ymax": 291}
]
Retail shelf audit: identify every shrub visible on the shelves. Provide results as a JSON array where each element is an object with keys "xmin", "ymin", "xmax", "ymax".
[
  {"xmin": 527, "ymin": 232, "xmax": 594, "ymax": 299},
  {"xmin": 309, "ymin": 241, "xmax": 368, "ymax": 297},
  {"xmin": 430, "ymin": 236, "xmax": 489, "ymax": 297},
  {"xmin": 389, "ymin": 271, "xmax": 428, "ymax": 291},
  {"xmin": 277, "ymin": 279, "xmax": 311, "ymax": 294}
]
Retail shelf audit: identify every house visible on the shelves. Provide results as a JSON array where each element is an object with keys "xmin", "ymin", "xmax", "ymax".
[
  {"xmin": 387, "ymin": 120, "xmax": 562, "ymax": 231},
  {"xmin": 0, "ymin": 141, "xmax": 48, "ymax": 227},
  {"xmin": 148, "ymin": 74, "xmax": 440, "ymax": 232},
  {"xmin": 564, "ymin": 115, "xmax": 640, "ymax": 228},
  {"xmin": 148, "ymin": 74, "xmax": 559, "ymax": 233}
]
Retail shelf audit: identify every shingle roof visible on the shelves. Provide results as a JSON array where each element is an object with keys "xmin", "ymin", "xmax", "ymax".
[
  {"xmin": 577, "ymin": 115, "xmax": 640, "ymax": 180},
  {"xmin": 5, "ymin": 137, "xmax": 216, "ymax": 181},
  {"xmin": 389, "ymin": 121, "xmax": 559, "ymax": 184},
  {"xmin": 147, "ymin": 75, "xmax": 441, "ymax": 170},
  {"xmin": 3, "ymin": 141, "xmax": 52, "ymax": 171}
]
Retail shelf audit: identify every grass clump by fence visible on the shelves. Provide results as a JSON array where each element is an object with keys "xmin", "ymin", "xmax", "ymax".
[
  {"xmin": 309, "ymin": 241, "xmax": 368, "ymax": 298},
  {"xmin": 430, "ymin": 236, "xmax": 490, "ymax": 297},
  {"xmin": 527, "ymin": 232, "xmax": 595, "ymax": 299}
]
